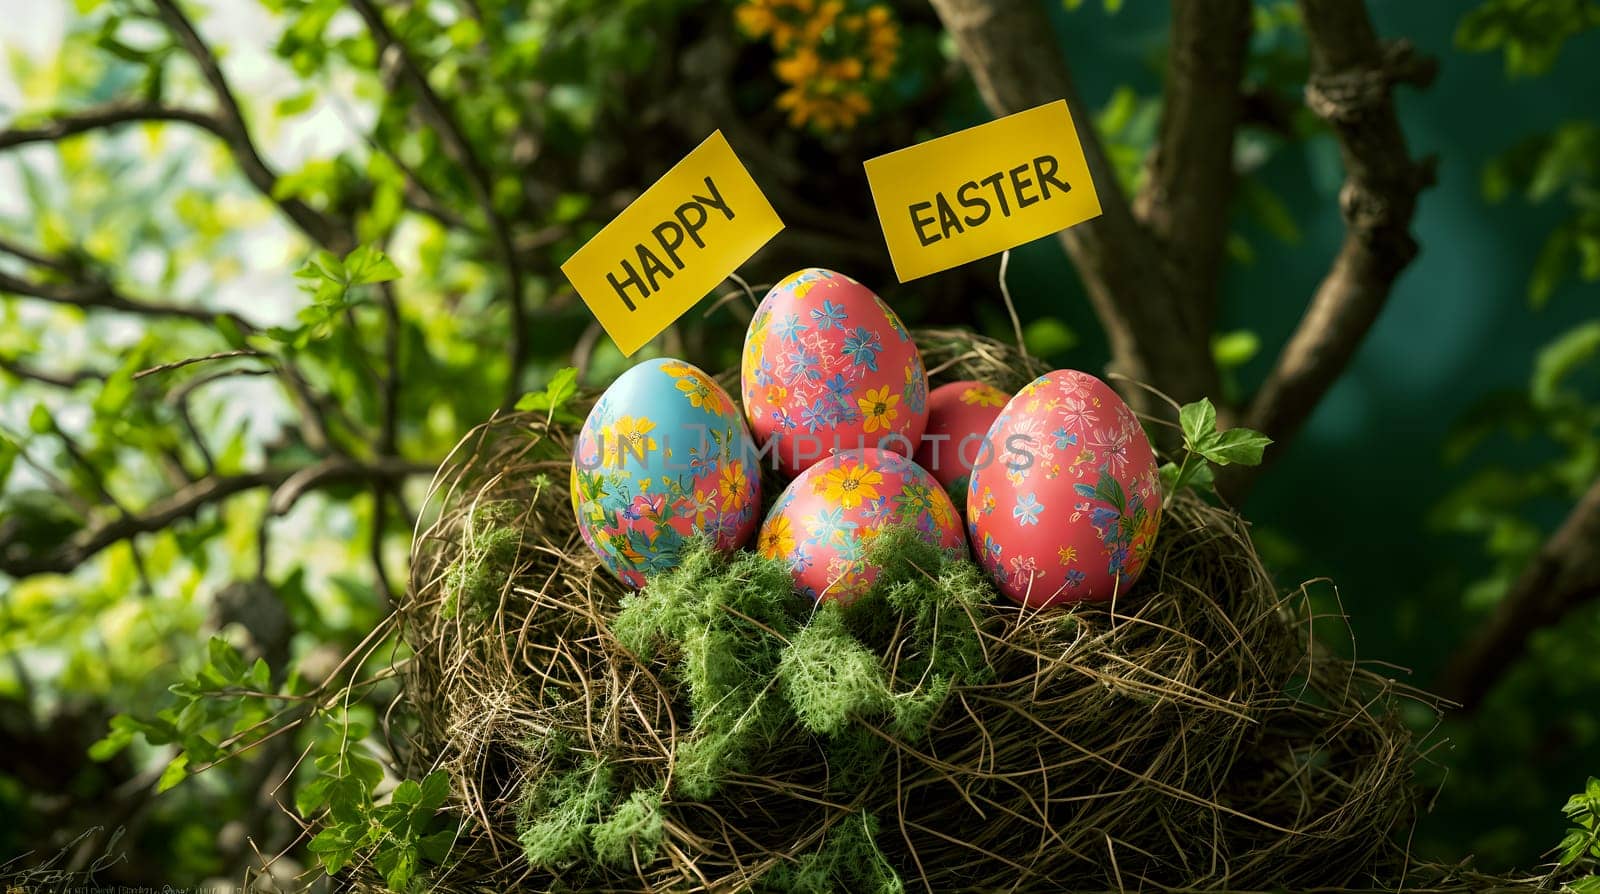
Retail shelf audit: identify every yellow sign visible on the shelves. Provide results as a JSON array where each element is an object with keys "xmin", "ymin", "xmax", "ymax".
[
  {"xmin": 562, "ymin": 131, "xmax": 784, "ymax": 356},
  {"xmin": 863, "ymin": 100, "xmax": 1102, "ymax": 282}
]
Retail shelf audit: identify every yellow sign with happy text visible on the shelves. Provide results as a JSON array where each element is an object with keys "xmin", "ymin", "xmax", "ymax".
[
  {"xmin": 562, "ymin": 131, "xmax": 784, "ymax": 356},
  {"xmin": 863, "ymin": 100, "xmax": 1102, "ymax": 282}
]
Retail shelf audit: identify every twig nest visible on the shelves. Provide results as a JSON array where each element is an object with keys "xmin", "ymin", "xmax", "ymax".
[{"xmin": 389, "ymin": 331, "xmax": 1443, "ymax": 893}]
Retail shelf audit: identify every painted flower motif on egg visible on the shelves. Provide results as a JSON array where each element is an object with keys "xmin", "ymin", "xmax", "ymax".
[
  {"xmin": 571, "ymin": 358, "xmax": 761, "ymax": 588},
  {"xmin": 758, "ymin": 448, "xmax": 965, "ymax": 603},
  {"xmin": 967, "ymin": 370, "xmax": 1161, "ymax": 607},
  {"xmin": 914, "ymin": 380, "xmax": 1011, "ymax": 499},
  {"xmin": 742, "ymin": 268, "xmax": 928, "ymax": 478}
]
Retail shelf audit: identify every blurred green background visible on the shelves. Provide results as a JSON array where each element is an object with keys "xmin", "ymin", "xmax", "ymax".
[{"xmin": 0, "ymin": 0, "xmax": 1596, "ymax": 885}]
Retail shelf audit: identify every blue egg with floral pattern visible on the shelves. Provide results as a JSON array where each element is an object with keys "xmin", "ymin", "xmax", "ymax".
[{"xmin": 570, "ymin": 358, "xmax": 761, "ymax": 588}]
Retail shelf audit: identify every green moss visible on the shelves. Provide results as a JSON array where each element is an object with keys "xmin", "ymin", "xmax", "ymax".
[
  {"xmin": 613, "ymin": 539, "xmax": 803, "ymax": 799},
  {"xmin": 440, "ymin": 501, "xmax": 524, "ymax": 620},
  {"xmin": 591, "ymin": 787, "xmax": 665, "ymax": 868},
  {"xmin": 518, "ymin": 528, "xmax": 996, "ymax": 887},
  {"xmin": 757, "ymin": 810, "xmax": 905, "ymax": 894},
  {"xmin": 779, "ymin": 605, "xmax": 892, "ymax": 737},
  {"xmin": 516, "ymin": 758, "xmax": 615, "ymax": 867}
]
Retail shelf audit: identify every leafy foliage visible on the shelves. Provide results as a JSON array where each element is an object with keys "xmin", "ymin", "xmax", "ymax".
[
  {"xmin": 302, "ymin": 746, "xmax": 456, "ymax": 890},
  {"xmin": 1159, "ymin": 397, "xmax": 1273, "ymax": 503},
  {"xmin": 1457, "ymin": 0, "xmax": 1600, "ymax": 77},
  {"xmin": 89, "ymin": 636, "xmax": 276, "ymax": 793},
  {"xmin": 1481, "ymin": 122, "xmax": 1600, "ymax": 308},
  {"xmin": 1560, "ymin": 777, "xmax": 1600, "ymax": 870}
]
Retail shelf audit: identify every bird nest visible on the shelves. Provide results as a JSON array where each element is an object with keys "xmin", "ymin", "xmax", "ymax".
[{"xmin": 376, "ymin": 330, "xmax": 1526, "ymax": 893}]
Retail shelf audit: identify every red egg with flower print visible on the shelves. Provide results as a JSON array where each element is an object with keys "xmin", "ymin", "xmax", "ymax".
[
  {"xmin": 758, "ymin": 448, "xmax": 965, "ymax": 603},
  {"xmin": 741, "ymin": 268, "xmax": 928, "ymax": 479},
  {"xmin": 966, "ymin": 370, "xmax": 1162, "ymax": 608},
  {"xmin": 913, "ymin": 380, "xmax": 1012, "ymax": 497}
]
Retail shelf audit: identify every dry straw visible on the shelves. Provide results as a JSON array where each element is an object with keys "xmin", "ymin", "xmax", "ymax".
[{"xmin": 377, "ymin": 331, "xmax": 1540, "ymax": 893}]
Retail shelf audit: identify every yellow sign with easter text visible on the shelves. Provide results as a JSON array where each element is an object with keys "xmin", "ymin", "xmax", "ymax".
[
  {"xmin": 562, "ymin": 131, "xmax": 784, "ymax": 356},
  {"xmin": 863, "ymin": 100, "xmax": 1102, "ymax": 281}
]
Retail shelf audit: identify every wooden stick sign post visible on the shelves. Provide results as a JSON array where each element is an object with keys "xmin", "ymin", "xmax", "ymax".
[
  {"xmin": 562, "ymin": 131, "xmax": 785, "ymax": 356},
  {"xmin": 863, "ymin": 100, "xmax": 1102, "ymax": 281}
]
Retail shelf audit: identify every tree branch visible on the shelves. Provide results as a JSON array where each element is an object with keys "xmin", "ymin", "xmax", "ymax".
[
  {"xmin": 1438, "ymin": 476, "xmax": 1600, "ymax": 711},
  {"xmin": 0, "ymin": 100, "xmax": 224, "ymax": 150},
  {"xmin": 149, "ymin": 0, "xmax": 346, "ymax": 251},
  {"xmin": 0, "ymin": 268, "xmax": 237, "ymax": 325},
  {"xmin": 0, "ymin": 234, "xmax": 71, "ymax": 272},
  {"xmin": 0, "ymin": 456, "xmax": 434, "ymax": 578},
  {"xmin": 1231, "ymin": 7, "xmax": 1436, "ymax": 492},
  {"xmin": 0, "ymin": 355, "xmax": 103, "ymax": 388},
  {"xmin": 1134, "ymin": 0, "xmax": 1252, "ymax": 324},
  {"xmin": 347, "ymin": 0, "xmax": 529, "ymax": 406},
  {"xmin": 925, "ymin": 0, "xmax": 1222, "ymax": 413}
]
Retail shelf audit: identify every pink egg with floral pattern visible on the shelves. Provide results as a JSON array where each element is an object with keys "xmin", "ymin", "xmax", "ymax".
[
  {"xmin": 967, "ymin": 370, "xmax": 1161, "ymax": 608},
  {"xmin": 913, "ymin": 380, "xmax": 1011, "ymax": 495},
  {"xmin": 758, "ymin": 448, "xmax": 965, "ymax": 603},
  {"xmin": 741, "ymin": 268, "xmax": 928, "ymax": 478}
]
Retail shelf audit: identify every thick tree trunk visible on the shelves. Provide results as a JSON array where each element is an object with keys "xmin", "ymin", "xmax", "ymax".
[{"xmin": 926, "ymin": 0, "xmax": 1224, "ymax": 417}]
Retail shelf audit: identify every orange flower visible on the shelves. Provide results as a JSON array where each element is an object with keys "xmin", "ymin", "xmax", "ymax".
[
  {"xmin": 960, "ymin": 384, "xmax": 1007, "ymax": 408},
  {"xmin": 817, "ymin": 460, "xmax": 883, "ymax": 509},
  {"xmin": 858, "ymin": 385, "xmax": 900, "ymax": 434},
  {"xmin": 775, "ymin": 46, "xmax": 821, "ymax": 83},
  {"xmin": 759, "ymin": 514, "xmax": 796, "ymax": 558}
]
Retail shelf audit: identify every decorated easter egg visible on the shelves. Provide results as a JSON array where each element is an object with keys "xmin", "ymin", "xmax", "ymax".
[
  {"xmin": 966, "ymin": 371, "xmax": 1161, "ymax": 607},
  {"xmin": 913, "ymin": 380, "xmax": 1012, "ymax": 496},
  {"xmin": 571, "ymin": 358, "xmax": 761, "ymax": 588},
  {"xmin": 758, "ymin": 448, "xmax": 965, "ymax": 603},
  {"xmin": 741, "ymin": 268, "xmax": 928, "ymax": 478}
]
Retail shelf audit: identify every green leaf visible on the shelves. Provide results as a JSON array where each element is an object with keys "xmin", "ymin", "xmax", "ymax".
[
  {"xmin": 1559, "ymin": 829, "xmax": 1590, "ymax": 865},
  {"xmin": 418, "ymin": 828, "xmax": 456, "ymax": 862},
  {"xmin": 1566, "ymin": 876, "xmax": 1600, "ymax": 894},
  {"xmin": 27, "ymin": 402, "xmax": 52, "ymax": 434},
  {"xmin": 1532, "ymin": 321, "xmax": 1600, "ymax": 408},
  {"xmin": 308, "ymin": 825, "xmax": 358, "ymax": 874},
  {"xmin": 551, "ymin": 193, "xmax": 591, "ymax": 223},
  {"xmin": 1022, "ymin": 318, "xmax": 1077, "ymax": 359},
  {"xmin": 516, "ymin": 367, "xmax": 581, "ymax": 418},
  {"xmin": 88, "ymin": 723, "xmax": 135, "ymax": 761},
  {"xmin": 418, "ymin": 770, "xmax": 451, "ymax": 813},
  {"xmin": 1211, "ymin": 330, "xmax": 1261, "ymax": 370},
  {"xmin": 0, "ymin": 436, "xmax": 16, "ymax": 491},
  {"xmin": 347, "ymin": 748, "xmax": 386, "ymax": 790},
  {"xmin": 344, "ymin": 244, "xmax": 402, "ymax": 285},
  {"xmin": 391, "ymin": 778, "xmax": 422, "ymax": 806},
  {"xmin": 296, "ymin": 775, "xmax": 333, "ymax": 818},
  {"xmin": 377, "ymin": 842, "xmax": 418, "ymax": 890},
  {"xmin": 208, "ymin": 636, "xmax": 245, "ymax": 682},
  {"xmin": 1529, "ymin": 227, "xmax": 1574, "ymax": 308},
  {"xmin": 308, "ymin": 249, "xmax": 345, "ymax": 283},
  {"xmin": 248, "ymin": 657, "xmax": 271, "ymax": 690},
  {"xmin": 274, "ymin": 90, "xmax": 316, "ymax": 117},
  {"xmin": 157, "ymin": 752, "xmax": 189, "ymax": 792},
  {"xmin": 1158, "ymin": 461, "xmax": 1181, "ymax": 496},
  {"xmin": 1200, "ymin": 428, "xmax": 1274, "ymax": 467},
  {"xmin": 326, "ymin": 775, "xmax": 370, "ymax": 825},
  {"xmin": 1178, "ymin": 398, "xmax": 1217, "ymax": 451},
  {"xmin": 214, "ymin": 314, "xmax": 250, "ymax": 350}
]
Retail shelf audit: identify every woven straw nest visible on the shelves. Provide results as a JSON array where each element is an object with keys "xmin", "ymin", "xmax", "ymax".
[{"xmin": 375, "ymin": 330, "xmax": 1535, "ymax": 893}]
